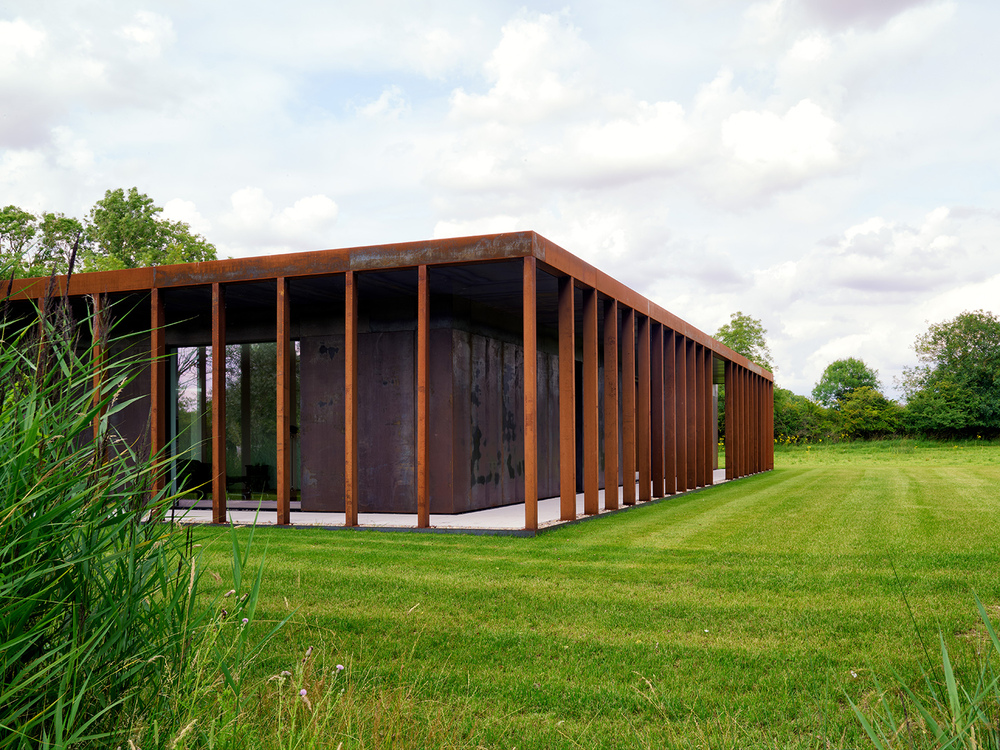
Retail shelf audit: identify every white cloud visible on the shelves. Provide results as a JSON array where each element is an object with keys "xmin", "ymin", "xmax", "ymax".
[
  {"xmin": 162, "ymin": 199, "xmax": 211, "ymax": 235},
  {"xmin": 118, "ymin": 11, "xmax": 175, "ymax": 59},
  {"xmin": 221, "ymin": 188, "xmax": 339, "ymax": 255},
  {"xmin": 0, "ymin": 17, "xmax": 45, "ymax": 65},
  {"xmin": 355, "ymin": 86, "xmax": 409, "ymax": 120},
  {"xmin": 449, "ymin": 11, "xmax": 591, "ymax": 124}
]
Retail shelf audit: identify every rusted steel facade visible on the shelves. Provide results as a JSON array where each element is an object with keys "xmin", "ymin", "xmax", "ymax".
[{"xmin": 9, "ymin": 231, "xmax": 774, "ymax": 530}]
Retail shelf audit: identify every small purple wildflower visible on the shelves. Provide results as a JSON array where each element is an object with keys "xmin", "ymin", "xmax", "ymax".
[
  {"xmin": 241, "ymin": 617, "xmax": 249, "ymax": 626},
  {"xmin": 336, "ymin": 664, "xmax": 344, "ymax": 672},
  {"xmin": 300, "ymin": 688, "xmax": 307, "ymax": 697}
]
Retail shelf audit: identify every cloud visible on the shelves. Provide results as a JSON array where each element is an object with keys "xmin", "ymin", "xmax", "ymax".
[
  {"xmin": 118, "ymin": 11, "xmax": 175, "ymax": 60},
  {"xmin": 221, "ymin": 188, "xmax": 339, "ymax": 255},
  {"xmin": 449, "ymin": 11, "xmax": 591, "ymax": 124}
]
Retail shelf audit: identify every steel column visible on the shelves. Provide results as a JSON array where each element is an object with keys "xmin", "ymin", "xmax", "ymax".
[
  {"xmin": 686, "ymin": 338, "xmax": 697, "ymax": 489},
  {"xmin": 675, "ymin": 335, "xmax": 687, "ymax": 491},
  {"xmin": 663, "ymin": 328, "xmax": 676, "ymax": 495},
  {"xmin": 277, "ymin": 277, "xmax": 291, "ymax": 525},
  {"xmin": 582, "ymin": 286, "xmax": 599, "ymax": 516},
  {"xmin": 650, "ymin": 323, "xmax": 664, "ymax": 498},
  {"xmin": 558, "ymin": 276, "xmax": 576, "ymax": 521},
  {"xmin": 151, "ymin": 288, "xmax": 166, "ymax": 496},
  {"xmin": 523, "ymin": 256, "xmax": 538, "ymax": 530},
  {"xmin": 416, "ymin": 265, "xmax": 430, "ymax": 528},
  {"xmin": 603, "ymin": 298, "xmax": 619, "ymax": 511},
  {"xmin": 211, "ymin": 283, "xmax": 226, "ymax": 523},
  {"xmin": 90, "ymin": 294, "xmax": 105, "ymax": 444},
  {"xmin": 637, "ymin": 314, "xmax": 651, "ymax": 502},
  {"xmin": 621, "ymin": 307, "xmax": 636, "ymax": 506},
  {"xmin": 344, "ymin": 271, "xmax": 359, "ymax": 527},
  {"xmin": 695, "ymin": 344, "xmax": 708, "ymax": 487}
]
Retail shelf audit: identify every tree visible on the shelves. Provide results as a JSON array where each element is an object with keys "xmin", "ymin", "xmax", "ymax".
[
  {"xmin": 773, "ymin": 386, "xmax": 835, "ymax": 441},
  {"xmin": 901, "ymin": 310, "xmax": 1000, "ymax": 434},
  {"xmin": 31, "ymin": 212, "xmax": 85, "ymax": 276},
  {"xmin": 812, "ymin": 357, "xmax": 880, "ymax": 409},
  {"xmin": 83, "ymin": 187, "xmax": 217, "ymax": 271},
  {"xmin": 0, "ymin": 205, "xmax": 38, "ymax": 275},
  {"xmin": 838, "ymin": 386, "xmax": 902, "ymax": 439},
  {"xmin": 714, "ymin": 311, "xmax": 774, "ymax": 373}
]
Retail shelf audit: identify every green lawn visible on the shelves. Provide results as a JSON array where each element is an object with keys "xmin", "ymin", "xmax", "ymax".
[{"xmin": 189, "ymin": 439, "xmax": 1000, "ymax": 749}]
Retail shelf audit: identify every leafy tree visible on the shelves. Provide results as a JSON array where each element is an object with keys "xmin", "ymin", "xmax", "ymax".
[
  {"xmin": 83, "ymin": 187, "xmax": 216, "ymax": 271},
  {"xmin": 838, "ymin": 386, "xmax": 902, "ymax": 439},
  {"xmin": 901, "ymin": 310, "xmax": 1000, "ymax": 434},
  {"xmin": 714, "ymin": 311, "xmax": 774, "ymax": 373},
  {"xmin": 773, "ymin": 386, "xmax": 834, "ymax": 441},
  {"xmin": 812, "ymin": 357, "xmax": 880, "ymax": 409},
  {"xmin": 31, "ymin": 212, "xmax": 85, "ymax": 276},
  {"xmin": 901, "ymin": 377, "xmax": 977, "ymax": 436},
  {"xmin": 0, "ymin": 205, "xmax": 38, "ymax": 275}
]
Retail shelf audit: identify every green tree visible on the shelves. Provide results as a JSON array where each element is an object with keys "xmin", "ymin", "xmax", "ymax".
[
  {"xmin": 812, "ymin": 357, "xmax": 880, "ymax": 409},
  {"xmin": 714, "ymin": 311, "xmax": 774, "ymax": 373},
  {"xmin": 0, "ymin": 205, "xmax": 38, "ymax": 276},
  {"xmin": 773, "ymin": 386, "xmax": 835, "ymax": 441},
  {"xmin": 838, "ymin": 386, "xmax": 902, "ymax": 439},
  {"xmin": 30, "ymin": 212, "xmax": 86, "ymax": 276},
  {"xmin": 84, "ymin": 187, "xmax": 217, "ymax": 271},
  {"xmin": 901, "ymin": 310, "xmax": 1000, "ymax": 435}
]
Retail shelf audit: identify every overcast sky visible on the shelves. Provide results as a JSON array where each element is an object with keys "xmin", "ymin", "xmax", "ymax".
[{"xmin": 2, "ymin": 0, "xmax": 998, "ymax": 398}]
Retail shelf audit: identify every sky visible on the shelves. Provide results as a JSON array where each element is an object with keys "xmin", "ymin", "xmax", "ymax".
[{"xmin": 2, "ymin": 0, "xmax": 998, "ymax": 399}]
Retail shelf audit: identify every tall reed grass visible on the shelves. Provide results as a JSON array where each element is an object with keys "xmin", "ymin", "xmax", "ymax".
[{"xmin": 0, "ymin": 281, "xmax": 282, "ymax": 747}]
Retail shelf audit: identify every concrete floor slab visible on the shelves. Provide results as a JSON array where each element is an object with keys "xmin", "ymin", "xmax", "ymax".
[{"xmin": 163, "ymin": 469, "xmax": 731, "ymax": 535}]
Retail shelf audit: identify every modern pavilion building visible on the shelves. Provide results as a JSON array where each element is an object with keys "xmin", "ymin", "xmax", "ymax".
[{"xmin": 8, "ymin": 231, "xmax": 773, "ymax": 531}]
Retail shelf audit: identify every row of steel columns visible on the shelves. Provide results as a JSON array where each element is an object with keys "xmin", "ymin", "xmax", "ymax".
[
  {"xmin": 145, "ymin": 257, "xmax": 772, "ymax": 530},
  {"xmin": 723, "ymin": 361, "xmax": 775, "ymax": 480},
  {"xmin": 525, "ymin": 259, "xmax": 722, "ymax": 531}
]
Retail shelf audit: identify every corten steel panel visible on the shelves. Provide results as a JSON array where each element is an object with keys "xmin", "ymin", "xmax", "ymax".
[
  {"xmin": 675, "ymin": 334, "xmax": 687, "ymax": 491},
  {"xmin": 537, "ymin": 348, "xmax": 561, "ymax": 500},
  {"xmin": 650, "ymin": 323, "xmax": 664, "ymax": 499},
  {"xmin": 344, "ymin": 271, "xmax": 359, "ymax": 526},
  {"xmin": 277, "ymin": 278, "xmax": 291, "ymax": 525},
  {"xmin": 741, "ymin": 368, "xmax": 750, "ymax": 478},
  {"xmin": 452, "ymin": 330, "xmax": 526, "ymax": 512},
  {"xmin": 603, "ymin": 298, "xmax": 619, "ymax": 511},
  {"xmin": 151, "ymin": 289, "xmax": 166, "ymax": 495},
  {"xmin": 637, "ymin": 314, "xmax": 651, "ymax": 502},
  {"xmin": 523, "ymin": 256, "xmax": 538, "ymax": 530},
  {"xmin": 558, "ymin": 275, "xmax": 576, "ymax": 521},
  {"xmin": 582, "ymin": 287, "xmax": 599, "ymax": 516},
  {"xmin": 211, "ymin": 283, "xmax": 226, "ymax": 523},
  {"xmin": 664, "ymin": 328, "xmax": 676, "ymax": 495},
  {"xmin": 359, "ymin": 330, "xmax": 416, "ymax": 512},
  {"xmin": 695, "ymin": 345, "xmax": 706, "ymax": 486},
  {"xmin": 686, "ymin": 339, "xmax": 697, "ymax": 489},
  {"xmin": 300, "ymin": 334, "xmax": 345, "ymax": 511},
  {"xmin": 621, "ymin": 307, "xmax": 636, "ymax": 506},
  {"xmin": 428, "ymin": 329, "xmax": 455, "ymax": 514},
  {"xmin": 416, "ymin": 266, "xmax": 430, "ymax": 528}
]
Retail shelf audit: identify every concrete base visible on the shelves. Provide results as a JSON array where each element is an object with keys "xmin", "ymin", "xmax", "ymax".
[{"xmin": 160, "ymin": 469, "xmax": 731, "ymax": 535}]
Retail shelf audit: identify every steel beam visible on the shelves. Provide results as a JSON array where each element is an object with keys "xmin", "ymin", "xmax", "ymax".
[
  {"xmin": 695, "ymin": 344, "xmax": 706, "ymax": 486},
  {"xmin": 558, "ymin": 275, "xmax": 576, "ymax": 521},
  {"xmin": 621, "ymin": 307, "xmax": 636, "ymax": 506},
  {"xmin": 603, "ymin": 298, "xmax": 619, "ymax": 511},
  {"xmin": 523, "ymin": 256, "xmax": 538, "ymax": 530},
  {"xmin": 211, "ymin": 282, "xmax": 227, "ymax": 523}
]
